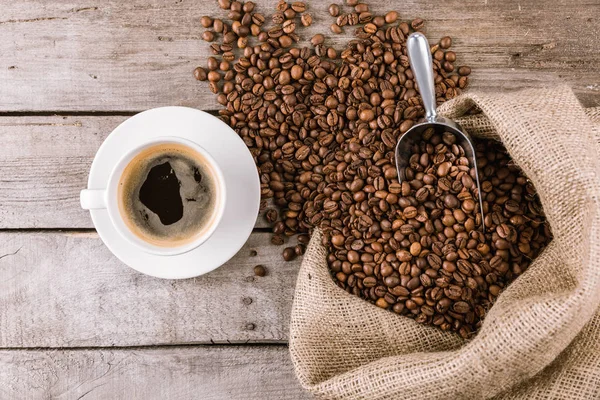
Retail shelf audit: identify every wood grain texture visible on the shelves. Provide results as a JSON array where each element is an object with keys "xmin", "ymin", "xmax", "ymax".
[
  {"xmin": 0, "ymin": 230, "xmax": 302, "ymax": 347},
  {"xmin": 0, "ymin": 346, "xmax": 309, "ymax": 399},
  {"xmin": 0, "ymin": 115, "xmax": 272, "ymax": 228},
  {"xmin": 0, "ymin": 0, "xmax": 598, "ymax": 112}
]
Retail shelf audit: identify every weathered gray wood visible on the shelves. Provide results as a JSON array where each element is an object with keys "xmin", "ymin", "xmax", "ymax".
[
  {"xmin": 0, "ymin": 115, "xmax": 272, "ymax": 228},
  {"xmin": 0, "ymin": 346, "xmax": 309, "ymax": 399},
  {"xmin": 2, "ymin": 107, "xmax": 600, "ymax": 229},
  {"xmin": 0, "ymin": 230, "xmax": 302, "ymax": 347},
  {"xmin": 0, "ymin": 0, "xmax": 598, "ymax": 112}
]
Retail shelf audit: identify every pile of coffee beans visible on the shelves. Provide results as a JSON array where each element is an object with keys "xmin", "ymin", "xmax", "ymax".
[
  {"xmin": 193, "ymin": 0, "xmax": 551, "ymax": 336},
  {"xmin": 328, "ymin": 129, "xmax": 551, "ymax": 337}
]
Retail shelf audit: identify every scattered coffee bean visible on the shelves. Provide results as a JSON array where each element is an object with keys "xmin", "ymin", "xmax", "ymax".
[
  {"xmin": 254, "ymin": 265, "xmax": 267, "ymax": 277},
  {"xmin": 445, "ymin": 51, "xmax": 456, "ymax": 62},
  {"xmin": 385, "ymin": 10, "xmax": 398, "ymax": 23},
  {"xmin": 301, "ymin": 13, "xmax": 313, "ymax": 26},
  {"xmin": 291, "ymin": 1, "xmax": 307, "ymax": 13},
  {"xmin": 311, "ymin": 33, "xmax": 324, "ymax": 46},
  {"xmin": 207, "ymin": 70, "xmax": 221, "ymax": 82},
  {"xmin": 354, "ymin": 3, "xmax": 369, "ymax": 13},
  {"xmin": 265, "ymin": 208, "xmax": 278, "ymax": 224},
  {"xmin": 295, "ymin": 244, "xmax": 306, "ymax": 255},
  {"xmin": 298, "ymin": 234, "xmax": 310, "ymax": 245},
  {"xmin": 207, "ymin": 56, "xmax": 218, "ymax": 70},
  {"xmin": 243, "ymin": 1, "xmax": 255, "ymax": 13},
  {"xmin": 411, "ymin": 17, "xmax": 424, "ymax": 30},
  {"xmin": 440, "ymin": 36, "xmax": 452, "ymax": 49},
  {"xmin": 458, "ymin": 66, "xmax": 472, "ymax": 76},
  {"xmin": 276, "ymin": 0, "xmax": 288, "ymax": 11},
  {"xmin": 213, "ymin": 19, "xmax": 224, "ymax": 33},
  {"xmin": 230, "ymin": 1, "xmax": 242, "ymax": 12},
  {"xmin": 201, "ymin": 16, "xmax": 213, "ymax": 28},
  {"xmin": 193, "ymin": 67, "xmax": 207, "ymax": 81},
  {"xmin": 237, "ymin": 36, "xmax": 248, "ymax": 48},
  {"xmin": 363, "ymin": 22, "xmax": 377, "ymax": 34},
  {"xmin": 284, "ymin": 8, "xmax": 296, "ymax": 19},
  {"xmin": 329, "ymin": 4, "xmax": 340, "ymax": 17},
  {"xmin": 283, "ymin": 19, "xmax": 296, "ymax": 34},
  {"xmin": 201, "ymin": 31, "xmax": 215, "ymax": 42},
  {"xmin": 272, "ymin": 11, "xmax": 285, "ymax": 24},
  {"xmin": 283, "ymin": 247, "xmax": 297, "ymax": 261},
  {"xmin": 279, "ymin": 35, "xmax": 293, "ymax": 47}
]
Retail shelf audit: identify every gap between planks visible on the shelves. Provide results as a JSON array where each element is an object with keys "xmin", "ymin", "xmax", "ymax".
[{"xmin": 0, "ymin": 342, "xmax": 290, "ymax": 351}]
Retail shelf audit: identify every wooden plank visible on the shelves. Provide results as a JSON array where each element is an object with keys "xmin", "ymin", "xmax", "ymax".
[
  {"xmin": 0, "ymin": 115, "xmax": 272, "ymax": 229},
  {"xmin": 0, "ymin": 346, "xmax": 309, "ymax": 399},
  {"xmin": 0, "ymin": 0, "xmax": 598, "ymax": 112},
  {"xmin": 1, "ymin": 106, "xmax": 599, "ymax": 229},
  {"xmin": 0, "ymin": 230, "xmax": 301, "ymax": 347}
]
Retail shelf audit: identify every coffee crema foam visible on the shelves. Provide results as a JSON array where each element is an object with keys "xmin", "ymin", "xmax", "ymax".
[{"xmin": 117, "ymin": 143, "xmax": 220, "ymax": 248}]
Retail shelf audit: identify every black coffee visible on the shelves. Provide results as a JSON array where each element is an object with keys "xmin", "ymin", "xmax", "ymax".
[
  {"xmin": 139, "ymin": 161, "xmax": 184, "ymax": 225},
  {"xmin": 118, "ymin": 143, "xmax": 220, "ymax": 247}
]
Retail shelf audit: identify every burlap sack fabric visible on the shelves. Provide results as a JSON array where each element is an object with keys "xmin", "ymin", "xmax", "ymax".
[{"xmin": 289, "ymin": 86, "xmax": 600, "ymax": 399}]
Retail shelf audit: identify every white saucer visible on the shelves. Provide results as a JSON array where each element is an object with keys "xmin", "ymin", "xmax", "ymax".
[{"xmin": 86, "ymin": 107, "xmax": 260, "ymax": 279}]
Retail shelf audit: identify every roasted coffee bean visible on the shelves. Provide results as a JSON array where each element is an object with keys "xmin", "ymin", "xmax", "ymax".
[
  {"xmin": 283, "ymin": 247, "xmax": 297, "ymax": 261},
  {"xmin": 243, "ymin": 1, "xmax": 255, "ymax": 13},
  {"xmin": 202, "ymin": 31, "xmax": 215, "ymax": 42},
  {"xmin": 207, "ymin": 57, "xmax": 219, "ymax": 71},
  {"xmin": 440, "ymin": 36, "xmax": 452, "ymax": 49},
  {"xmin": 301, "ymin": 13, "xmax": 313, "ymax": 26},
  {"xmin": 265, "ymin": 208, "xmax": 278, "ymax": 224},
  {"xmin": 291, "ymin": 1, "xmax": 307, "ymax": 13},
  {"xmin": 411, "ymin": 18, "xmax": 424, "ymax": 31},
  {"xmin": 207, "ymin": 71, "xmax": 221, "ymax": 82},
  {"xmin": 347, "ymin": 12, "xmax": 358, "ymax": 25},
  {"xmin": 385, "ymin": 11, "xmax": 398, "ymax": 23},
  {"xmin": 254, "ymin": 265, "xmax": 267, "ymax": 277},
  {"xmin": 284, "ymin": 8, "xmax": 296, "ymax": 19},
  {"xmin": 298, "ymin": 234, "xmax": 310, "ymax": 245},
  {"xmin": 201, "ymin": 16, "xmax": 213, "ymax": 28},
  {"xmin": 218, "ymin": 0, "xmax": 230, "ymax": 9},
  {"xmin": 329, "ymin": 4, "xmax": 340, "ymax": 16},
  {"xmin": 295, "ymin": 244, "xmax": 306, "ymax": 255},
  {"xmin": 283, "ymin": 19, "xmax": 296, "ymax": 34},
  {"xmin": 193, "ymin": 67, "xmax": 208, "ymax": 81},
  {"xmin": 311, "ymin": 33, "xmax": 325, "ymax": 46},
  {"xmin": 272, "ymin": 11, "xmax": 285, "ymax": 24},
  {"xmin": 363, "ymin": 23, "xmax": 377, "ymax": 34}
]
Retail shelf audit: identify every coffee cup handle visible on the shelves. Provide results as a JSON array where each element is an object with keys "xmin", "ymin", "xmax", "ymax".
[{"xmin": 80, "ymin": 189, "xmax": 107, "ymax": 210}]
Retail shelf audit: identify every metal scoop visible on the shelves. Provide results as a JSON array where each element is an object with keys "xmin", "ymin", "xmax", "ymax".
[{"xmin": 395, "ymin": 32, "xmax": 485, "ymax": 229}]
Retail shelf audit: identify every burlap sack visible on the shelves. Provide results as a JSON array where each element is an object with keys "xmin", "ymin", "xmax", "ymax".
[{"xmin": 289, "ymin": 86, "xmax": 600, "ymax": 399}]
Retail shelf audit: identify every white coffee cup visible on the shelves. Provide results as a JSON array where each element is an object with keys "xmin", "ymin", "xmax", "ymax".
[{"xmin": 80, "ymin": 136, "xmax": 227, "ymax": 256}]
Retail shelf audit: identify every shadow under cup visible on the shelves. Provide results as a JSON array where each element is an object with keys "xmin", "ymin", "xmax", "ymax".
[{"xmin": 110, "ymin": 137, "xmax": 226, "ymax": 256}]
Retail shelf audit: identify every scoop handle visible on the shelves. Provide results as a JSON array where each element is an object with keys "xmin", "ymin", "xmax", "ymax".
[{"xmin": 407, "ymin": 32, "xmax": 437, "ymax": 122}]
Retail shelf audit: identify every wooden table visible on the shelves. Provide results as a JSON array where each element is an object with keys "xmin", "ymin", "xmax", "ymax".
[{"xmin": 0, "ymin": 0, "xmax": 598, "ymax": 398}]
